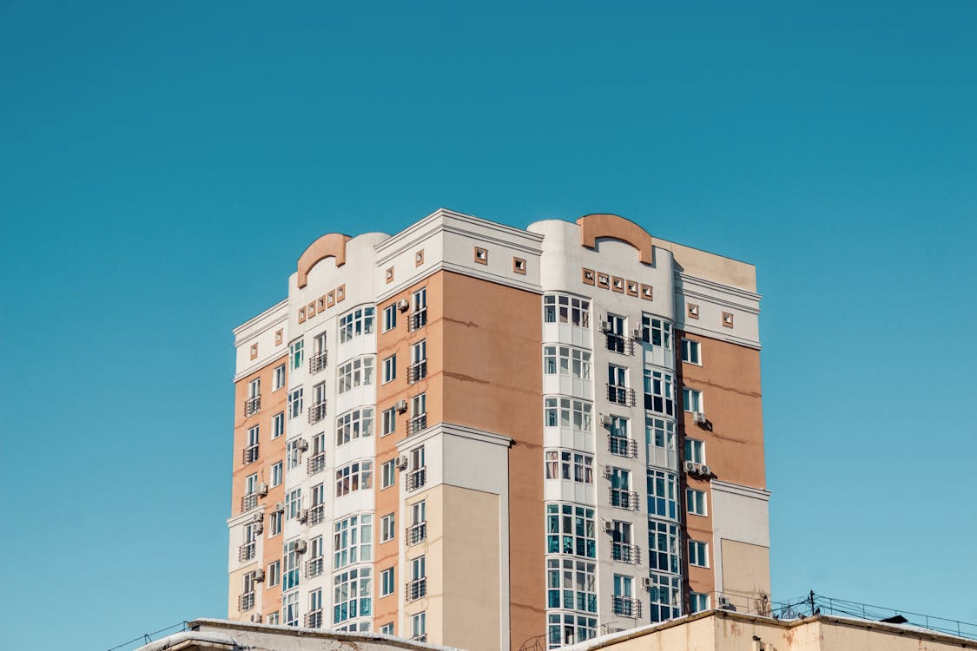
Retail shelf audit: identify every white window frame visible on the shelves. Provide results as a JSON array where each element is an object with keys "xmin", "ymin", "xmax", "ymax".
[
  {"xmin": 686, "ymin": 488, "xmax": 708, "ymax": 516},
  {"xmin": 338, "ymin": 357, "xmax": 375, "ymax": 393},
  {"xmin": 339, "ymin": 306, "xmax": 376, "ymax": 343},
  {"xmin": 268, "ymin": 560, "xmax": 281, "ymax": 587},
  {"xmin": 543, "ymin": 294, "xmax": 591, "ymax": 328},
  {"xmin": 380, "ymin": 513, "xmax": 395, "ymax": 543},
  {"xmin": 380, "ymin": 567, "xmax": 395, "ymax": 597},
  {"xmin": 273, "ymin": 363, "xmax": 286, "ymax": 391},
  {"xmin": 289, "ymin": 340, "xmax": 304, "ymax": 370},
  {"xmin": 381, "ymin": 407, "xmax": 396, "ymax": 436},
  {"xmin": 543, "ymin": 345, "xmax": 592, "ymax": 379},
  {"xmin": 681, "ymin": 339, "xmax": 701, "ymax": 365},
  {"xmin": 544, "ymin": 450, "xmax": 594, "ymax": 484},
  {"xmin": 382, "ymin": 354, "xmax": 396, "ymax": 384},
  {"xmin": 682, "ymin": 387, "xmax": 703, "ymax": 413},
  {"xmin": 271, "ymin": 461, "xmax": 283, "ymax": 487},
  {"xmin": 381, "ymin": 460, "xmax": 395, "ymax": 489},
  {"xmin": 336, "ymin": 460, "xmax": 374, "ymax": 498},
  {"xmin": 272, "ymin": 411, "xmax": 285, "ymax": 439},
  {"xmin": 688, "ymin": 540, "xmax": 709, "ymax": 567},
  {"xmin": 544, "ymin": 397, "xmax": 593, "ymax": 432},
  {"xmin": 287, "ymin": 388, "xmax": 303, "ymax": 419},
  {"xmin": 333, "ymin": 514, "xmax": 373, "ymax": 569},
  {"xmin": 336, "ymin": 408, "xmax": 374, "ymax": 446},
  {"xmin": 382, "ymin": 304, "xmax": 397, "ymax": 332},
  {"xmin": 685, "ymin": 439, "xmax": 705, "ymax": 464},
  {"xmin": 690, "ymin": 592, "xmax": 710, "ymax": 613}
]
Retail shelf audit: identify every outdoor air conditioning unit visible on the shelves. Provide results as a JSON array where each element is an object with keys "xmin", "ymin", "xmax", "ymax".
[
  {"xmin": 297, "ymin": 509, "xmax": 309, "ymax": 524},
  {"xmin": 641, "ymin": 577, "xmax": 653, "ymax": 590},
  {"xmin": 396, "ymin": 455, "xmax": 409, "ymax": 470},
  {"xmin": 275, "ymin": 502, "xmax": 285, "ymax": 512},
  {"xmin": 693, "ymin": 412, "xmax": 707, "ymax": 426},
  {"xmin": 397, "ymin": 298, "xmax": 410, "ymax": 312},
  {"xmin": 296, "ymin": 439, "xmax": 309, "ymax": 452},
  {"xmin": 631, "ymin": 327, "xmax": 642, "ymax": 339},
  {"xmin": 602, "ymin": 466, "xmax": 614, "ymax": 480},
  {"xmin": 254, "ymin": 569, "xmax": 265, "ymax": 582},
  {"xmin": 254, "ymin": 522, "xmax": 264, "ymax": 535},
  {"xmin": 252, "ymin": 512, "xmax": 264, "ymax": 523},
  {"xmin": 602, "ymin": 520, "xmax": 615, "ymax": 534},
  {"xmin": 256, "ymin": 482, "xmax": 268, "ymax": 496},
  {"xmin": 600, "ymin": 414, "xmax": 613, "ymax": 428},
  {"xmin": 395, "ymin": 400, "xmax": 408, "ymax": 413},
  {"xmin": 293, "ymin": 540, "xmax": 307, "ymax": 554},
  {"xmin": 250, "ymin": 613, "xmax": 262, "ymax": 623},
  {"xmin": 698, "ymin": 464, "xmax": 711, "ymax": 476},
  {"xmin": 718, "ymin": 596, "xmax": 732, "ymax": 610},
  {"xmin": 600, "ymin": 321, "xmax": 612, "ymax": 333}
]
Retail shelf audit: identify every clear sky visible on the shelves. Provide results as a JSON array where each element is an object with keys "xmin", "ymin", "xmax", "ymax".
[{"xmin": 1, "ymin": 1, "xmax": 975, "ymax": 649}]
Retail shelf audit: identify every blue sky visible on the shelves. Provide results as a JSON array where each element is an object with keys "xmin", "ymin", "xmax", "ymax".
[{"xmin": 1, "ymin": 1, "xmax": 975, "ymax": 648}]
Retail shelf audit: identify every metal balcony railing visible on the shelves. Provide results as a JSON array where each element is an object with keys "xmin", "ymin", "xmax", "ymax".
[
  {"xmin": 308, "ymin": 351, "xmax": 327, "ymax": 375},
  {"xmin": 406, "ymin": 578, "xmax": 427, "ymax": 602},
  {"xmin": 238, "ymin": 542, "xmax": 256, "ymax": 562},
  {"xmin": 409, "ymin": 413, "xmax": 427, "ymax": 435},
  {"xmin": 407, "ymin": 360, "xmax": 428, "ymax": 384},
  {"xmin": 407, "ymin": 467, "xmax": 427, "ymax": 492},
  {"xmin": 238, "ymin": 592, "xmax": 255, "ymax": 612},
  {"xmin": 607, "ymin": 384, "xmax": 636, "ymax": 407},
  {"xmin": 610, "ymin": 488, "xmax": 639, "ymax": 510},
  {"xmin": 308, "ymin": 505, "xmax": 325, "ymax": 526},
  {"xmin": 609, "ymin": 436, "xmax": 638, "ymax": 458},
  {"xmin": 611, "ymin": 542, "xmax": 640, "ymax": 564},
  {"xmin": 304, "ymin": 557, "xmax": 324, "ymax": 579},
  {"xmin": 308, "ymin": 401, "xmax": 327, "ymax": 425},
  {"xmin": 304, "ymin": 610, "xmax": 323, "ymax": 629},
  {"xmin": 406, "ymin": 522, "xmax": 427, "ymax": 546},
  {"xmin": 606, "ymin": 333, "xmax": 634, "ymax": 355},
  {"xmin": 241, "ymin": 493, "xmax": 259, "ymax": 512},
  {"xmin": 244, "ymin": 395, "xmax": 261, "ymax": 417},
  {"xmin": 612, "ymin": 596, "xmax": 641, "ymax": 618},
  {"xmin": 307, "ymin": 452, "xmax": 326, "ymax": 475},
  {"xmin": 408, "ymin": 308, "xmax": 428, "ymax": 332},
  {"xmin": 242, "ymin": 445, "xmax": 259, "ymax": 464}
]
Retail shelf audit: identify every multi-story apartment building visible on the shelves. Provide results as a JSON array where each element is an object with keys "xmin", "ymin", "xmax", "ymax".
[{"xmin": 227, "ymin": 209, "xmax": 770, "ymax": 651}]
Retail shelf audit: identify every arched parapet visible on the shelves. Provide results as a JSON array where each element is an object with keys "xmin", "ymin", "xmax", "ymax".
[
  {"xmin": 296, "ymin": 233, "xmax": 352, "ymax": 288},
  {"xmin": 577, "ymin": 213, "xmax": 654, "ymax": 265}
]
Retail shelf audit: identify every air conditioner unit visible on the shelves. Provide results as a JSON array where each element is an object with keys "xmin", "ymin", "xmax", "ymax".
[
  {"xmin": 250, "ymin": 613, "xmax": 263, "ymax": 623},
  {"xmin": 397, "ymin": 298, "xmax": 410, "ymax": 312},
  {"xmin": 254, "ymin": 522, "xmax": 264, "ymax": 535},
  {"xmin": 693, "ymin": 412, "xmax": 707, "ymax": 426},
  {"xmin": 602, "ymin": 520, "xmax": 615, "ymax": 534},
  {"xmin": 252, "ymin": 512, "xmax": 264, "ymax": 523},
  {"xmin": 600, "ymin": 414, "xmax": 613, "ymax": 427},
  {"xmin": 642, "ymin": 577, "xmax": 652, "ymax": 590},
  {"xmin": 602, "ymin": 466, "xmax": 614, "ymax": 480},
  {"xmin": 396, "ymin": 455, "xmax": 409, "ymax": 470},
  {"xmin": 699, "ymin": 464, "xmax": 711, "ymax": 476},
  {"xmin": 254, "ymin": 569, "xmax": 265, "ymax": 582},
  {"xmin": 275, "ymin": 501, "xmax": 285, "ymax": 512},
  {"xmin": 297, "ymin": 509, "xmax": 309, "ymax": 523},
  {"xmin": 293, "ymin": 540, "xmax": 307, "ymax": 554},
  {"xmin": 257, "ymin": 482, "xmax": 268, "ymax": 496},
  {"xmin": 631, "ymin": 328, "xmax": 642, "ymax": 339},
  {"xmin": 395, "ymin": 400, "xmax": 408, "ymax": 413},
  {"xmin": 718, "ymin": 596, "xmax": 732, "ymax": 610},
  {"xmin": 296, "ymin": 439, "xmax": 309, "ymax": 452},
  {"xmin": 683, "ymin": 460, "xmax": 695, "ymax": 473},
  {"xmin": 600, "ymin": 321, "xmax": 612, "ymax": 333}
]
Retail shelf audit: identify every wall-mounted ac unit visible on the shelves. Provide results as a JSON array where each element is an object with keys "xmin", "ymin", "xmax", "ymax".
[
  {"xmin": 297, "ymin": 509, "xmax": 309, "ymax": 523},
  {"xmin": 293, "ymin": 540, "xmax": 307, "ymax": 554},
  {"xmin": 693, "ymin": 412, "xmax": 707, "ymax": 426},
  {"xmin": 254, "ymin": 522, "xmax": 264, "ymax": 535},
  {"xmin": 397, "ymin": 299, "xmax": 410, "ymax": 312},
  {"xmin": 250, "ymin": 613, "xmax": 262, "ymax": 623},
  {"xmin": 642, "ymin": 577, "xmax": 652, "ymax": 590},
  {"xmin": 602, "ymin": 520, "xmax": 615, "ymax": 534},
  {"xmin": 396, "ymin": 455, "xmax": 409, "ymax": 470},
  {"xmin": 600, "ymin": 321, "xmax": 612, "ymax": 333},
  {"xmin": 257, "ymin": 483, "xmax": 268, "ymax": 496},
  {"xmin": 275, "ymin": 502, "xmax": 284, "ymax": 512},
  {"xmin": 296, "ymin": 439, "xmax": 309, "ymax": 452},
  {"xmin": 252, "ymin": 512, "xmax": 264, "ymax": 523},
  {"xmin": 600, "ymin": 414, "xmax": 613, "ymax": 427},
  {"xmin": 602, "ymin": 466, "xmax": 614, "ymax": 480},
  {"xmin": 631, "ymin": 328, "xmax": 642, "ymax": 339},
  {"xmin": 395, "ymin": 400, "xmax": 408, "ymax": 413},
  {"xmin": 254, "ymin": 569, "xmax": 265, "ymax": 582}
]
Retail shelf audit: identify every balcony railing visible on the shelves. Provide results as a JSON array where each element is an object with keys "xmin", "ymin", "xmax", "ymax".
[
  {"xmin": 407, "ymin": 467, "xmax": 427, "ymax": 492},
  {"xmin": 407, "ymin": 360, "xmax": 428, "ymax": 384},
  {"xmin": 308, "ymin": 401, "xmax": 327, "ymax": 425},
  {"xmin": 244, "ymin": 395, "xmax": 261, "ymax": 417},
  {"xmin": 304, "ymin": 610, "xmax": 323, "ymax": 629},
  {"xmin": 408, "ymin": 308, "xmax": 428, "ymax": 332},
  {"xmin": 308, "ymin": 505, "xmax": 326, "ymax": 526},
  {"xmin": 607, "ymin": 384, "xmax": 636, "ymax": 407},
  {"xmin": 606, "ymin": 333, "xmax": 634, "ymax": 355},
  {"xmin": 610, "ymin": 488, "xmax": 639, "ymax": 510},
  {"xmin": 309, "ymin": 351, "xmax": 328, "ymax": 375},
  {"xmin": 611, "ymin": 542, "xmax": 640, "ymax": 564},
  {"xmin": 304, "ymin": 556, "xmax": 324, "ymax": 579},
  {"xmin": 242, "ymin": 445, "xmax": 259, "ymax": 465},
  {"xmin": 307, "ymin": 452, "xmax": 326, "ymax": 475},
  {"xmin": 612, "ymin": 596, "xmax": 641, "ymax": 618},
  {"xmin": 409, "ymin": 413, "xmax": 427, "ymax": 435},
  {"xmin": 406, "ymin": 578, "xmax": 427, "ymax": 602},
  {"xmin": 238, "ymin": 542, "xmax": 256, "ymax": 562},
  {"xmin": 241, "ymin": 493, "xmax": 259, "ymax": 512},
  {"xmin": 406, "ymin": 522, "xmax": 427, "ymax": 546},
  {"xmin": 238, "ymin": 592, "xmax": 255, "ymax": 612},
  {"xmin": 609, "ymin": 436, "xmax": 638, "ymax": 458}
]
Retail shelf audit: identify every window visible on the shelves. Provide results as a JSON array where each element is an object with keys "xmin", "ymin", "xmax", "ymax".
[
  {"xmin": 608, "ymin": 416, "xmax": 633, "ymax": 457},
  {"xmin": 286, "ymin": 439, "xmax": 301, "ymax": 470},
  {"xmin": 613, "ymin": 575, "xmax": 634, "ymax": 615},
  {"xmin": 382, "ymin": 304, "xmax": 397, "ymax": 332},
  {"xmin": 685, "ymin": 439, "xmax": 705, "ymax": 464},
  {"xmin": 689, "ymin": 540, "xmax": 709, "ymax": 567},
  {"xmin": 382, "ymin": 354, "xmax": 396, "ymax": 384},
  {"xmin": 272, "ymin": 412, "xmax": 285, "ymax": 439},
  {"xmin": 268, "ymin": 560, "xmax": 281, "ymax": 587},
  {"xmin": 609, "ymin": 468, "xmax": 632, "ymax": 508},
  {"xmin": 283, "ymin": 591, "xmax": 299, "ymax": 626},
  {"xmin": 687, "ymin": 488, "xmax": 707, "ymax": 516},
  {"xmin": 381, "ymin": 513, "xmax": 395, "ymax": 543},
  {"xmin": 641, "ymin": 315, "xmax": 672, "ymax": 348},
  {"xmin": 333, "ymin": 514, "xmax": 373, "ymax": 568},
  {"xmin": 287, "ymin": 388, "xmax": 303, "ymax": 419},
  {"xmin": 338, "ymin": 357, "xmax": 374, "ymax": 393},
  {"xmin": 286, "ymin": 488, "xmax": 302, "ymax": 519},
  {"xmin": 474, "ymin": 246, "xmax": 488, "ymax": 263},
  {"xmin": 333, "ymin": 567, "xmax": 371, "ymax": 624},
  {"xmin": 245, "ymin": 473, "xmax": 258, "ymax": 495},
  {"xmin": 381, "ymin": 407, "xmax": 396, "ymax": 436},
  {"xmin": 648, "ymin": 519, "xmax": 680, "ymax": 573},
  {"xmin": 336, "ymin": 460, "xmax": 373, "ymax": 497},
  {"xmin": 290, "ymin": 340, "xmax": 304, "ymax": 370},
  {"xmin": 410, "ymin": 612, "xmax": 426, "ymax": 641},
  {"xmin": 608, "ymin": 364, "xmax": 627, "ymax": 388},
  {"xmin": 681, "ymin": 339, "xmax": 701, "ymax": 365},
  {"xmin": 380, "ymin": 623, "xmax": 394, "ymax": 635},
  {"xmin": 266, "ymin": 612, "xmax": 280, "ymax": 625},
  {"xmin": 413, "ymin": 287, "xmax": 427, "ymax": 312},
  {"xmin": 248, "ymin": 378, "xmax": 261, "ymax": 398},
  {"xmin": 543, "ymin": 294, "xmax": 590, "ymax": 328},
  {"xmin": 408, "ymin": 556, "xmax": 427, "ymax": 600},
  {"xmin": 543, "ymin": 346, "xmax": 592, "ymax": 380},
  {"xmin": 411, "ymin": 393, "xmax": 426, "ymax": 417},
  {"xmin": 646, "ymin": 417, "xmax": 676, "ymax": 462},
  {"xmin": 690, "ymin": 593, "xmax": 710, "ymax": 613},
  {"xmin": 546, "ymin": 503, "xmax": 596, "ymax": 558},
  {"xmin": 336, "ymin": 408, "xmax": 374, "ymax": 446},
  {"xmin": 271, "ymin": 461, "xmax": 283, "ymax": 487},
  {"xmin": 244, "ymin": 426, "xmax": 259, "ymax": 464},
  {"xmin": 546, "ymin": 558, "xmax": 597, "ymax": 613},
  {"xmin": 284, "ymin": 541, "xmax": 301, "ymax": 591},
  {"xmin": 547, "ymin": 613, "xmax": 596, "ymax": 649},
  {"xmin": 647, "ymin": 470, "xmax": 679, "ymax": 520},
  {"xmin": 605, "ymin": 314, "xmax": 628, "ymax": 353},
  {"xmin": 269, "ymin": 510, "xmax": 283, "ymax": 537},
  {"xmin": 308, "ymin": 588, "xmax": 323, "ymax": 626},
  {"xmin": 339, "ymin": 307, "xmax": 375, "ymax": 343},
  {"xmin": 683, "ymin": 387, "xmax": 703, "ymax": 413},
  {"xmin": 381, "ymin": 460, "xmax": 395, "ymax": 488},
  {"xmin": 381, "ymin": 567, "xmax": 395, "ymax": 597},
  {"xmin": 648, "ymin": 572, "xmax": 682, "ymax": 622},
  {"xmin": 409, "ymin": 339, "xmax": 427, "ymax": 382},
  {"xmin": 411, "ymin": 500, "xmax": 426, "ymax": 525},
  {"xmin": 643, "ymin": 369, "xmax": 675, "ymax": 416},
  {"xmin": 544, "ymin": 451, "xmax": 594, "ymax": 484},
  {"xmin": 544, "ymin": 397, "xmax": 593, "ymax": 432},
  {"xmin": 273, "ymin": 364, "xmax": 286, "ymax": 390}
]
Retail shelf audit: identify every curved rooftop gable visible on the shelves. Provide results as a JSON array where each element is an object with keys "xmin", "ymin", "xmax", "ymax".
[
  {"xmin": 577, "ymin": 213, "xmax": 654, "ymax": 264},
  {"xmin": 297, "ymin": 233, "xmax": 352, "ymax": 288}
]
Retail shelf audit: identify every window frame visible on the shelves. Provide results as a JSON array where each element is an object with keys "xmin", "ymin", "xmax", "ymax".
[{"xmin": 681, "ymin": 339, "xmax": 702, "ymax": 365}]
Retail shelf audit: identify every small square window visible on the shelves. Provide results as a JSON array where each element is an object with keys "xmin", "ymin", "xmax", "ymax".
[
  {"xmin": 336, "ymin": 284, "xmax": 345, "ymax": 302},
  {"xmin": 298, "ymin": 307, "xmax": 306, "ymax": 323},
  {"xmin": 317, "ymin": 296, "xmax": 326, "ymax": 311},
  {"xmin": 597, "ymin": 273, "xmax": 610, "ymax": 289},
  {"xmin": 327, "ymin": 291, "xmax": 335, "ymax": 307},
  {"xmin": 513, "ymin": 257, "xmax": 526, "ymax": 275},
  {"xmin": 275, "ymin": 329, "xmax": 283, "ymax": 346},
  {"xmin": 386, "ymin": 267, "xmax": 395, "ymax": 283},
  {"xmin": 415, "ymin": 250, "xmax": 424, "ymax": 267},
  {"xmin": 722, "ymin": 312, "xmax": 734, "ymax": 328},
  {"xmin": 611, "ymin": 276, "xmax": 625, "ymax": 293},
  {"xmin": 640, "ymin": 284, "xmax": 653, "ymax": 301},
  {"xmin": 307, "ymin": 301, "xmax": 316, "ymax": 318},
  {"xmin": 626, "ymin": 280, "xmax": 639, "ymax": 297},
  {"xmin": 582, "ymin": 268, "xmax": 596, "ymax": 285},
  {"xmin": 250, "ymin": 343, "xmax": 258, "ymax": 360},
  {"xmin": 687, "ymin": 303, "xmax": 699, "ymax": 319},
  {"xmin": 474, "ymin": 247, "xmax": 488, "ymax": 264}
]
